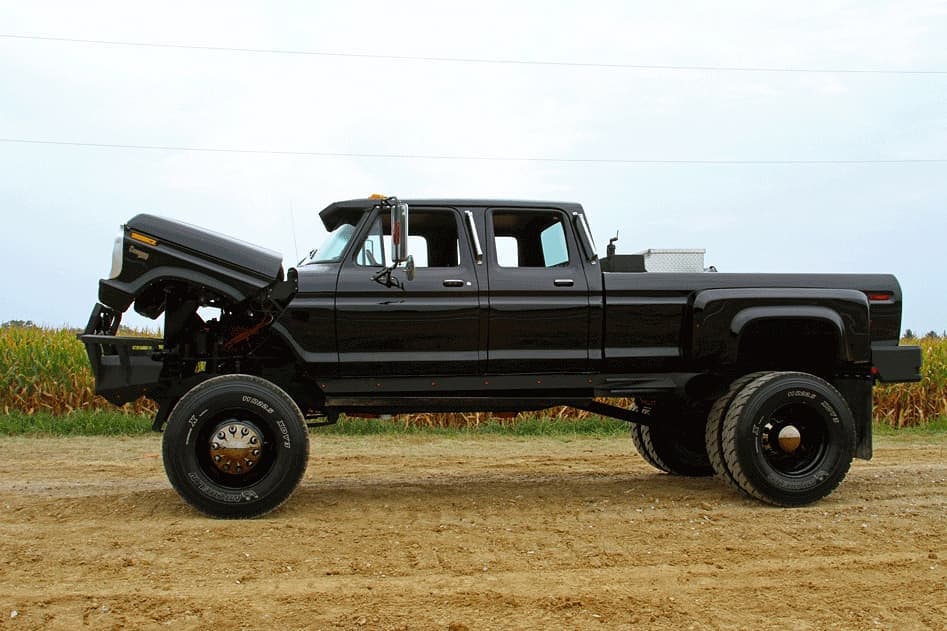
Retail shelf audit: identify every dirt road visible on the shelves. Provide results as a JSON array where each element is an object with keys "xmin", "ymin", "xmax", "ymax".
[{"xmin": 0, "ymin": 433, "xmax": 944, "ymax": 630}]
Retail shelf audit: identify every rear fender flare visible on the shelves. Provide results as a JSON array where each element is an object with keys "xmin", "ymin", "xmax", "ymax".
[
  {"xmin": 730, "ymin": 306, "xmax": 849, "ymax": 360},
  {"xmin": 689, "ymin": 288, "xmax": 871, "ymax": 365}
]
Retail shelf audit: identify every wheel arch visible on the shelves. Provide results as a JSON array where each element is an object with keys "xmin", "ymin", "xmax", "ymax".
[
  {"xmin": 100, "ymin": 265, "xmax": 256, "ymax": 316},
  {"xmin": 689, "ymin": 288, "xmax": 872, "ymax": 372}
]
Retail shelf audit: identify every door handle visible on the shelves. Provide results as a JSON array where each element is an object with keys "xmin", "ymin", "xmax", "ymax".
[
  {"xmin": 554, "ymin": 279, "xmax": 574, "ymax": 287},
  {"xmin": 443, "ymin": 279, "xmax": 466, "ymax": 287}
]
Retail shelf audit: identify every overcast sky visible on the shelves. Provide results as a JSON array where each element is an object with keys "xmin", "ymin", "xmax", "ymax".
[{"xmin": 1, "ymin": 1, "xmax": 945, "ymax": 332}]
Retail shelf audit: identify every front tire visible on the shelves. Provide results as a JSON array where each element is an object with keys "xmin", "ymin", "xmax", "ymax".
[
  {"xmin": 721, "ymin": 372, "xmax": 855, "ymax": 506},
  {"xmin": 162, "ymin": 374, "xmax": 310, "ymax": 518}
]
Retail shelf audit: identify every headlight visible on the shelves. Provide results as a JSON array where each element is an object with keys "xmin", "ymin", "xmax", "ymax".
[{"xmin": 109, "ymin": 233, "xmax": 124, "ymax": 279}]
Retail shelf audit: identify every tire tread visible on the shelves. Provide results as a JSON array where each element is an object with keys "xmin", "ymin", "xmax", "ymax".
[
  {"xmin": 631, "ymin": 423, "xmax": 670, "ymax": 473},
  {"xmin": 705, "ymin": 372, "xmax": 769, "ymax": 493},
  {"xmin": 162, "ymin": 374, "xmax": 310, "ymax": 519},
  {"xmin": 720, "ymin": 371, "xmax": 853, "ymax": 507}
]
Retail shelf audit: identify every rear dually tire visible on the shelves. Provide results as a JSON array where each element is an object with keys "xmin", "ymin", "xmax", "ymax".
[{"xmin": 720, "ymin": 372, "xmax": 855, "ymax": 506}]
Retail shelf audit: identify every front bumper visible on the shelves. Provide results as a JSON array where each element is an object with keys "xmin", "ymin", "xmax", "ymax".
[
  {"xmin": 872, "ymin": 344, "xmax": 923, "ymax": 383},
  {"xmin": 78, "ymin": 303, "xmax": 164, "ymax": 405}
]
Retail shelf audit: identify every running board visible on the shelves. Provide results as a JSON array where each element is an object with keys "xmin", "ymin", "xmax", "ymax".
[
  {"xmin": 325, "ymin": 396, "xmax": 589, "ymax": 413},
  {"xmin": 596, "ymin": 374, "xmax": 696, "ymax": 397}
]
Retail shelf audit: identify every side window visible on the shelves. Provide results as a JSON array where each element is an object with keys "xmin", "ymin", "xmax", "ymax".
[
  {"xmin": 491, "ymin": 211, "xmax": 571, "ymax": 268},
  {"xmin": 540, "ymin": 222, "xmax": 568, "ymax": 266},
  {"xmin": 355, "ymin": 210, "xmax": 461, "ymax": 268},
  {"xmin": 494, "ymin": 236, "xmax": 518, "ymax": 267},
  {"xmin": 355, "ymin": 217, "xmax": 385, "ymax": 266}
]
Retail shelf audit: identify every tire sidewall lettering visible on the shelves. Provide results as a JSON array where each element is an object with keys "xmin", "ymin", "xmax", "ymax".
[
  {"xmin": 164, "ymin": 377, "xmax": 308, "ymax": 515},
  {"xmin": 730, "ymin": 374, "xmax": 855, "ymax": 503},
  {"xmin": 748, "ymin": 390, "xmax": 843, "ymax": 491}
]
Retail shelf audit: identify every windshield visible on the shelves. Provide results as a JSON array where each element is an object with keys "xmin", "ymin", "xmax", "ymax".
[{"xmin": 308, "ymin": 223, "xmax": 356, "ymax": 264}]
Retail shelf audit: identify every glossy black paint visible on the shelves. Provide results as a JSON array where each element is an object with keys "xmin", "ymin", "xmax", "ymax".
[
  {"xmin": 334, "ymin": 206, "xmax": 481, "ymax": 376},
  {"xmin": 601, "ymin": 271, "xmax": 902, "ymax": 373},
  {"xmin": 100, "ymin": 214, "xmax": 283, "ymax": 314},
  {"xmin": 278, "ymin": 264, "xmax": 340, "ymax": 375},
  {"xmin": 84, "ymin": 197, "xmax": 920, "ymax": 446},
  {"xmin": 483, "ymin": 206, "xmax": 593, "ymax": 373},
  {"xmin": 127, "ymin": 214, "xmax": 283, "ymax": 280}
]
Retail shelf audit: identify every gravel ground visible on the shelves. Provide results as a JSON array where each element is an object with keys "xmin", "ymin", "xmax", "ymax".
[{"xmin": 0, "ymin": 433, "xmax": 944, "ymax": 630}]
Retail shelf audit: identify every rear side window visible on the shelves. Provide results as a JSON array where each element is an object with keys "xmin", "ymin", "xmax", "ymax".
[{"xmin": 491, "ymin": 211, "xmax": 571, "ymax": 268}]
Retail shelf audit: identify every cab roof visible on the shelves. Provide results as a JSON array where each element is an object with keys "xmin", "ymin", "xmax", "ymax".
[{"xmin": 318, "ymin": 198, "xmax": 585, "ymax": 231}]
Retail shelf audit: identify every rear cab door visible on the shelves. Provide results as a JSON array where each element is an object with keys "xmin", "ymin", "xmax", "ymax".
[{"xmin": 484, "ymin": 205, "xmax": 600, "ymax": 373}]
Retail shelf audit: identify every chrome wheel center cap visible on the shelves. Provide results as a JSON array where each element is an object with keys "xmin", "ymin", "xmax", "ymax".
[
  {"xmin": 777, "ymin": 425, "xmax": 802, "ymax": 453},
  {"xmin": 209, "ymin": 421, "xmax": 263, "ymax": 474}
]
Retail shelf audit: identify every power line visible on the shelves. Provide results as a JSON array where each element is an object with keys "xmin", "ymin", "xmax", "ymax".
[
  {"xmin": 2, "ymin": 33, "xmax": 946, "ymax": 76},
  {"xmin": 2, "ymin": 137, "xmax": 945, "ymax": 164}
]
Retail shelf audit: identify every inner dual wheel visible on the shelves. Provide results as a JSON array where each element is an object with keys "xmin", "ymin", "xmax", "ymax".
[
  {"xmin": 631, "ymin": 421, "xmax": 714, "ymax": 477},
  {"xmin": 162, "ymin": 374, "xmax": 310, "ymax": 518},
  {"xmin": 707, "ymin": 371, "xmax": 856, "ymax": 506}
]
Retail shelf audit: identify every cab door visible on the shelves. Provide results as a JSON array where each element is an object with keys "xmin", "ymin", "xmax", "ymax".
[
  {"xmin": 335, "ymin": 206, "xmax": 481, "ymax": 376},
  {"xmin": 485, "ymin": 208, "xmax": 591, "ymax": 373}
]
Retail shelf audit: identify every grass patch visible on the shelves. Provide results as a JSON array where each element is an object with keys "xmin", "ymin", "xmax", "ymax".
[
  {"xmin": 0, "ymin": 410, "xmax": 154, "ymax": 436},
  {"xmin": 2, "ymin": 411, "xmax": 944, "ymax": 438},
  {"xmin": 0, "ymin": 412, "xmax": 629, "ymax": 437},
  {"xmin": 872, "ymin": 415, "xmax": 947, "ymax": 436}
]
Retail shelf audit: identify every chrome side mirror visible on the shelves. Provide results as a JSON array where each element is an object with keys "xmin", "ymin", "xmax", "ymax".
[{"xmin": 391, "ymin": 201, "xmax": 409, "ymax": 263}]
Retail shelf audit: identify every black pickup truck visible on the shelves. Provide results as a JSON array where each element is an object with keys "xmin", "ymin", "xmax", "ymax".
[{"xmin": 80, "ymin": 196, "xmax": 921, "ymax": 517}]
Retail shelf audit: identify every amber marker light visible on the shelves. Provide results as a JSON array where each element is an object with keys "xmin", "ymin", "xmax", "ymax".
[
  {"xmin": 368, "ymin": 193, "xmax": 387, "ymax": 200},
  {"xmin": 129, "ymin": 232, "xmax": 158, "ymax": 246}
]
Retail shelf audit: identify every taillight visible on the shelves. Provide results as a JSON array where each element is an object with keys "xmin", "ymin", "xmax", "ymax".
[{"xmin": 866, "ymin": 291, "xmax": 893, "ymax": 302}]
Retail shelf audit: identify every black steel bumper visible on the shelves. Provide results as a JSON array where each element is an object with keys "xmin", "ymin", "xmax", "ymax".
[
  {"xmin": 871, "ymin": 344, "xmax": 923, "ymax": 383},
  {"xmin": 78, "ymin": 303, "xmax": 164, "ymax": 406}
]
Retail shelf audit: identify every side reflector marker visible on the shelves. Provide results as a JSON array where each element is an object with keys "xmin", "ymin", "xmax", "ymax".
[{"xmin": 129, "ymin": 231, "xmax": 158, "ymax": 246}]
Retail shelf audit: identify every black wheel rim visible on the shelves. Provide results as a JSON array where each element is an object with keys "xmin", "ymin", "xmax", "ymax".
[
  {"xmin": 758, "ymin": 402, "xmax": 829, "ymax": 477},
  {"xmin": 194, "ymin": 409, "xmax": 278, "ymax": 488}
]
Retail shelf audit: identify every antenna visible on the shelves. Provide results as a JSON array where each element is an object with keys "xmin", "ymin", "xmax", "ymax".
[{"xmin": 289, "ymin": 200, "xmax": 300, "ymax": 263}]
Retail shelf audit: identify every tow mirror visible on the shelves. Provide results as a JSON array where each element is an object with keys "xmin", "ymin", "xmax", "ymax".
[
  {"xmin": 391, "ymin": 201, "xmax": 409, "ymax": 263},
  {"xmin": 371, "ymin": 198, "xmax": 413, "ymax": 288}
]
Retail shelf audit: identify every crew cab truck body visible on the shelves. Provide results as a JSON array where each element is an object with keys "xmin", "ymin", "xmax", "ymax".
[{"xmin": 81, "ymin": 198, "xmax": 922, "ymax": 517}]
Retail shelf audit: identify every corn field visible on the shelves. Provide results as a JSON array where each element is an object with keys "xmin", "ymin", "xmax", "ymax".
[{"xmin": 1, "ymin": 325, "xmax": 943, "ymax": 427}]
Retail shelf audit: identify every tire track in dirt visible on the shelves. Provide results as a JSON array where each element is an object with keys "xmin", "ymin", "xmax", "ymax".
[{"xmin": 0, "ymin": 434, "xmax": 944, "ymax": 629}]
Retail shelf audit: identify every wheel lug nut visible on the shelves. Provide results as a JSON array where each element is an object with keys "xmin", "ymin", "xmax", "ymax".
[
  {"xmin": 217, "ymin": 431, "xmax": 225, "ymax": 440},
  {"xmin": 250, "ymin": 437, "xmax": 258, "ymax": 445},
  {"xmin": 252, "ymin": 449, "xmax": 260, "ymax": 456},
  {"xmin": 212, "ymin": 442, "xmax": 219, "ymax": 450},
  {"xmin": 229, "ymin": 426, "xmax": 236, "ymax": 434},
  {"xmin": 241, "ymin": 427, "xmax": 249, "ymax": 436},
  {"xmin": 214, "ymin": 455, "xmax": 221, "ymax": 462}
]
